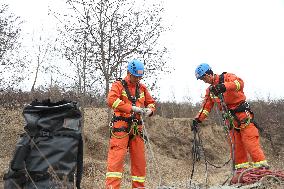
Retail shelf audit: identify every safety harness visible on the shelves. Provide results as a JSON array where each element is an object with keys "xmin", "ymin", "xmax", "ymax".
[
  {"xmin": 109, "ymin": 79, "xmax": 146, "ymax": 140},
  {"xmin": 218, "ymin": 72, "xmax": 261, "ymax": 132}
]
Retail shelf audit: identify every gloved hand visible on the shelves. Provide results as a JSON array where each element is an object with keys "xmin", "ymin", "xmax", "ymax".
[
  {"xmin": 132, "ymin": 106, "xmax": 143, "ymax": 114},
  {"xmin": 142, "ymin": 108, "xmax": 153, "ymax": 117},
  {"xmin": 191, "ymin": 118, "xmax": 201, "ymax": 132},
  {"xmin": 210, "ymin": 84, "xmax": 226, "ymax": 96}
]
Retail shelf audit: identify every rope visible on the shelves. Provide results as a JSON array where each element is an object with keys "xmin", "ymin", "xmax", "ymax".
[
  {"xmin": 25, "ymin": 168, "xmax": 39, "ymax": 189},
  {"xmin": 141, "ymin": 117, "xmax": 163, "ymax": 187},
  {"xmin": 216, "ymin": 93, "xmax": 236, "ymax": 173},
  {"xmin": 189, "ymin": 128, "xmax": 201, "ymax": 187},
  {"xmin": 231, "ymin": 167, "xmax": 284, "ymax": 185},
  {"xmin": 205, "ymin": 158, "xmax": 231, "ymax": 169},
  {"xmin": 190, "ymin": 126, "xmax": 231, "ymax": 187},
  {"xmin": 23, "ymin": 133, "xmax": 65, "ymax": 188},
  {"xmin": 192, "ymin": 129, "xmax": 202, "ymax": 162},
  {"xmin": 210, "ymin": 90, "xmax": 235, "ymax": 175},
  {"xmin": 189, "ymin": 92, "xmax": 232, "ymax": 187},
  {"xmin": 110, "ymin": 128, "xmax": 132, "ymax": 139},
  {"xmin": 189, "ymin": 95, "xmax": 208, "ymax": 188},
  {"xmin": 109, "ymin": 122, "xmax": 133, "ymax": 139}
]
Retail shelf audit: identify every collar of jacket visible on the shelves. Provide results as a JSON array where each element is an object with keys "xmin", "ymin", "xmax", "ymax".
[
  {"xmin": 212, "ymin": 74, "xmax": 219, "ymax": 85},
  {"xmin": 124, "ymin": 75, "xmax": 139, "ymax": 87}
]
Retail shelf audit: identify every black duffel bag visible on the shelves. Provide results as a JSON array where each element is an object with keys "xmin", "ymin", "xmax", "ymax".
[{"xmin": 3, "ymin": 99, "xmax": 83, "ymax": 189}]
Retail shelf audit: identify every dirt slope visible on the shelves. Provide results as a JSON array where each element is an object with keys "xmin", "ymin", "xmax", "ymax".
[{"xmin": 0, "ymin": 107, "xmax": 283, "ymax": 188}]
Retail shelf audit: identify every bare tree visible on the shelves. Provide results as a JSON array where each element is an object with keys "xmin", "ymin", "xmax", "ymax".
[
  {"xmin": 89, "ymin": 0, "xmax": 170, "ymax": 97},
  {"xmin": 51, "ymin": 1, "xmax": 95, "ymax": 103},
  {"xmin": 0, "ymin": 4, "xmax": 21, "ymax": 61},
  {"xmin": 0, "ymin": 4, "xmax": 24, "ymax": 89},
  {"xmin": 27, "ymin": 31, "xmax": 60, "ymax": 100},
  {"xmin": 53, "ymin": 0, "xmax": 170, "ymax": 100}
]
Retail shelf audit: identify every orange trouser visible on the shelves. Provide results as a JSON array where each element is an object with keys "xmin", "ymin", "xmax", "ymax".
[
  {"xmin": 105, "ymin": 127, "xmax": 146, "ymax": 189},
  {"xmin": 229, "ymin": 122, "xmax": 266, "ymax": 167}
]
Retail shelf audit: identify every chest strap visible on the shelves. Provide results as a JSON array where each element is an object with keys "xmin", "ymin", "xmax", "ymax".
[
  {"xmin": 120, "ymin": 79, "xmax": 140, "ymax": 106},
  {"xmin": 219, "ymin": 72, "xmax": 227, "ymax": 84}
]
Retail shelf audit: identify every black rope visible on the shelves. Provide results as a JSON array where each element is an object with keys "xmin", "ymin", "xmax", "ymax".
[
  {"xmin": 190, "ymin": 84, "xmax": 234, "ymax": 187},
  {"xmin": 217, "ymin": 93, "xmax": 236, "ymax": 173},
  {"xmin": 189, "ymin": 96, "xmax": 208, "ymax": 187},
  {"xmin": 189, "ymin": 128, "xmax": 199, "ymax": 187},
  {"xmin": 209, "ymin": 83, "xmax": 236, "ymax": 174},
  {"xmin": 192, "ymin": 130, "xmax": 201, "ymax": 162},
  {"xmin": 205, "ymin": 158, "xmax": 231, "ymax": 169},
  {"xmin": 190, "ymin": 125, "xmax": 231, "ymax": 187}
]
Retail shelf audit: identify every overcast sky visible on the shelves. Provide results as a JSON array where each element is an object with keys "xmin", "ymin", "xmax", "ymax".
[
  {"xmin": 2, "ymin": 0, "xmax": 284, "ymax": 103},
  {"xmin": 159, "ymin": 0, "xmax": 284, "ymax": 102}
]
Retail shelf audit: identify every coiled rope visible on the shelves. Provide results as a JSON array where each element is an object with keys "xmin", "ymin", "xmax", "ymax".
[{"xmin": 231, "ymin": 167, "xmax": 284, "ymax": 185}]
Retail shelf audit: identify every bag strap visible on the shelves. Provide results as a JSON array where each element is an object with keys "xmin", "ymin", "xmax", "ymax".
[{"xmin": 76, "ymin": 136, "xmax": 83, "ymax": 189}]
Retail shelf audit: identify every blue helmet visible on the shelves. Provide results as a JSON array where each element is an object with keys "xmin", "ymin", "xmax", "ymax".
[
  {"xmin": 195, "ymin": 63, "xmax": 211, "ymax": 79},
  {"xmin": 127, "ymin": 59, "xmax": 144, "ymax": 77}
]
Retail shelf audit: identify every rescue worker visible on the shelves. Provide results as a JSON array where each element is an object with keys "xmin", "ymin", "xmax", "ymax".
[
  {"xmin": 105, "ymin": 59, "xmax": 156, "ymax": 189},
  {"xmin": 192, "ymin": 63, "xmax": 269, "ymax": 171}
]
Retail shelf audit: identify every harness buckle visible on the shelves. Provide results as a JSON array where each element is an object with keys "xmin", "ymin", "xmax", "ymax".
[{"xmin": 132, "ymin": 118, "xmax": 139, "ymax": 124}]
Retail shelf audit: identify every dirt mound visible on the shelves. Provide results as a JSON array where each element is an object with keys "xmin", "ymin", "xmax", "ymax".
[{"xmin": 0, "ymin": 107, "xmax": 283, "ymax": 188}]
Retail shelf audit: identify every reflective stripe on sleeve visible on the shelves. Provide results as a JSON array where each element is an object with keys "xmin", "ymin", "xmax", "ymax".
[
  {"xmin": 139, "ymin": 92, "xmax": 145, "ymax": 99},
  {"xmin": 234, "ymin": 80, "xmax": 241, "ymax": 91},
  {"xmin": 112, "ymin": 98, "xmax": 122, "ymax": 109},
  {"xmin": 147, "ymin": 103, "xmax": 155, "ymax": 108},
  {"xmin": 199, "ymin": 109, "xmax": 209, "ymax": 116},
  {"xmin": 122, "ymin": 90, "xmax": 127, "ymax": 97}
]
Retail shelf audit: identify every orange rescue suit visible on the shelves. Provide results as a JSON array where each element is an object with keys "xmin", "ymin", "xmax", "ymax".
[
  {"xmin": 195, "ymin": 73, "xmax": 267, "ymax": 169},
  {"xmin": 106, "ymin": 75, "xmax": 156, "ymax": 189}
]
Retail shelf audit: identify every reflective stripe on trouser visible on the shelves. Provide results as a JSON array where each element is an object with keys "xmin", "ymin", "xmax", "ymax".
[
  {"xmin": 235, "ymin": 162, "xmax": 250, "ymax": 170},
  {"xmin": 253, "ymin": 160, "xmax": 269, "ymax": 168},
  {"xmin": 132, "ymin": 175, "xmax": 145, "ymax": 184},
  {"xmin": 106, "ymin": 127, "xmax": 146, "ymax": 189},
  {"xmin": 106, "ymin": 172, "xmax": 123, "ymax": 178},
  {"xmin": 229, "ymin": 121, "xmax": 266, "ymax": 167}
]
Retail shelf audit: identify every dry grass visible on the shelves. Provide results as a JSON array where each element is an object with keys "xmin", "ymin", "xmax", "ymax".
[{"xmin": 0, "ymin": 106, "xmax": 283, "ymax": 189}]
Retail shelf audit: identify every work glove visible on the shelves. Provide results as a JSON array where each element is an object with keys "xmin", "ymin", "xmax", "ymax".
[
  {"xmin": 210, "ymin": 84, "xmax": 226, "ymax": 96},
  {"xmin": 191, "ymin": 118, "xmax": 201, "ymax": 132},
  {"xmin": 142, "ymin": 108, "xmax": 153, "ymax": 117},
  {"xmin": 132, "ymin": 106, "xmax": 143, "ymax": 114}
]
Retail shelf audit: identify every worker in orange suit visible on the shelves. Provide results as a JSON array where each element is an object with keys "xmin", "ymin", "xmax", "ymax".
[
  {"xmin": 105, "ymin": 59, "xmax": 156, "ymax": 189},
  {"xmin": 191, "ymin": 63, "xmax": 269, "ymax": 171}
]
